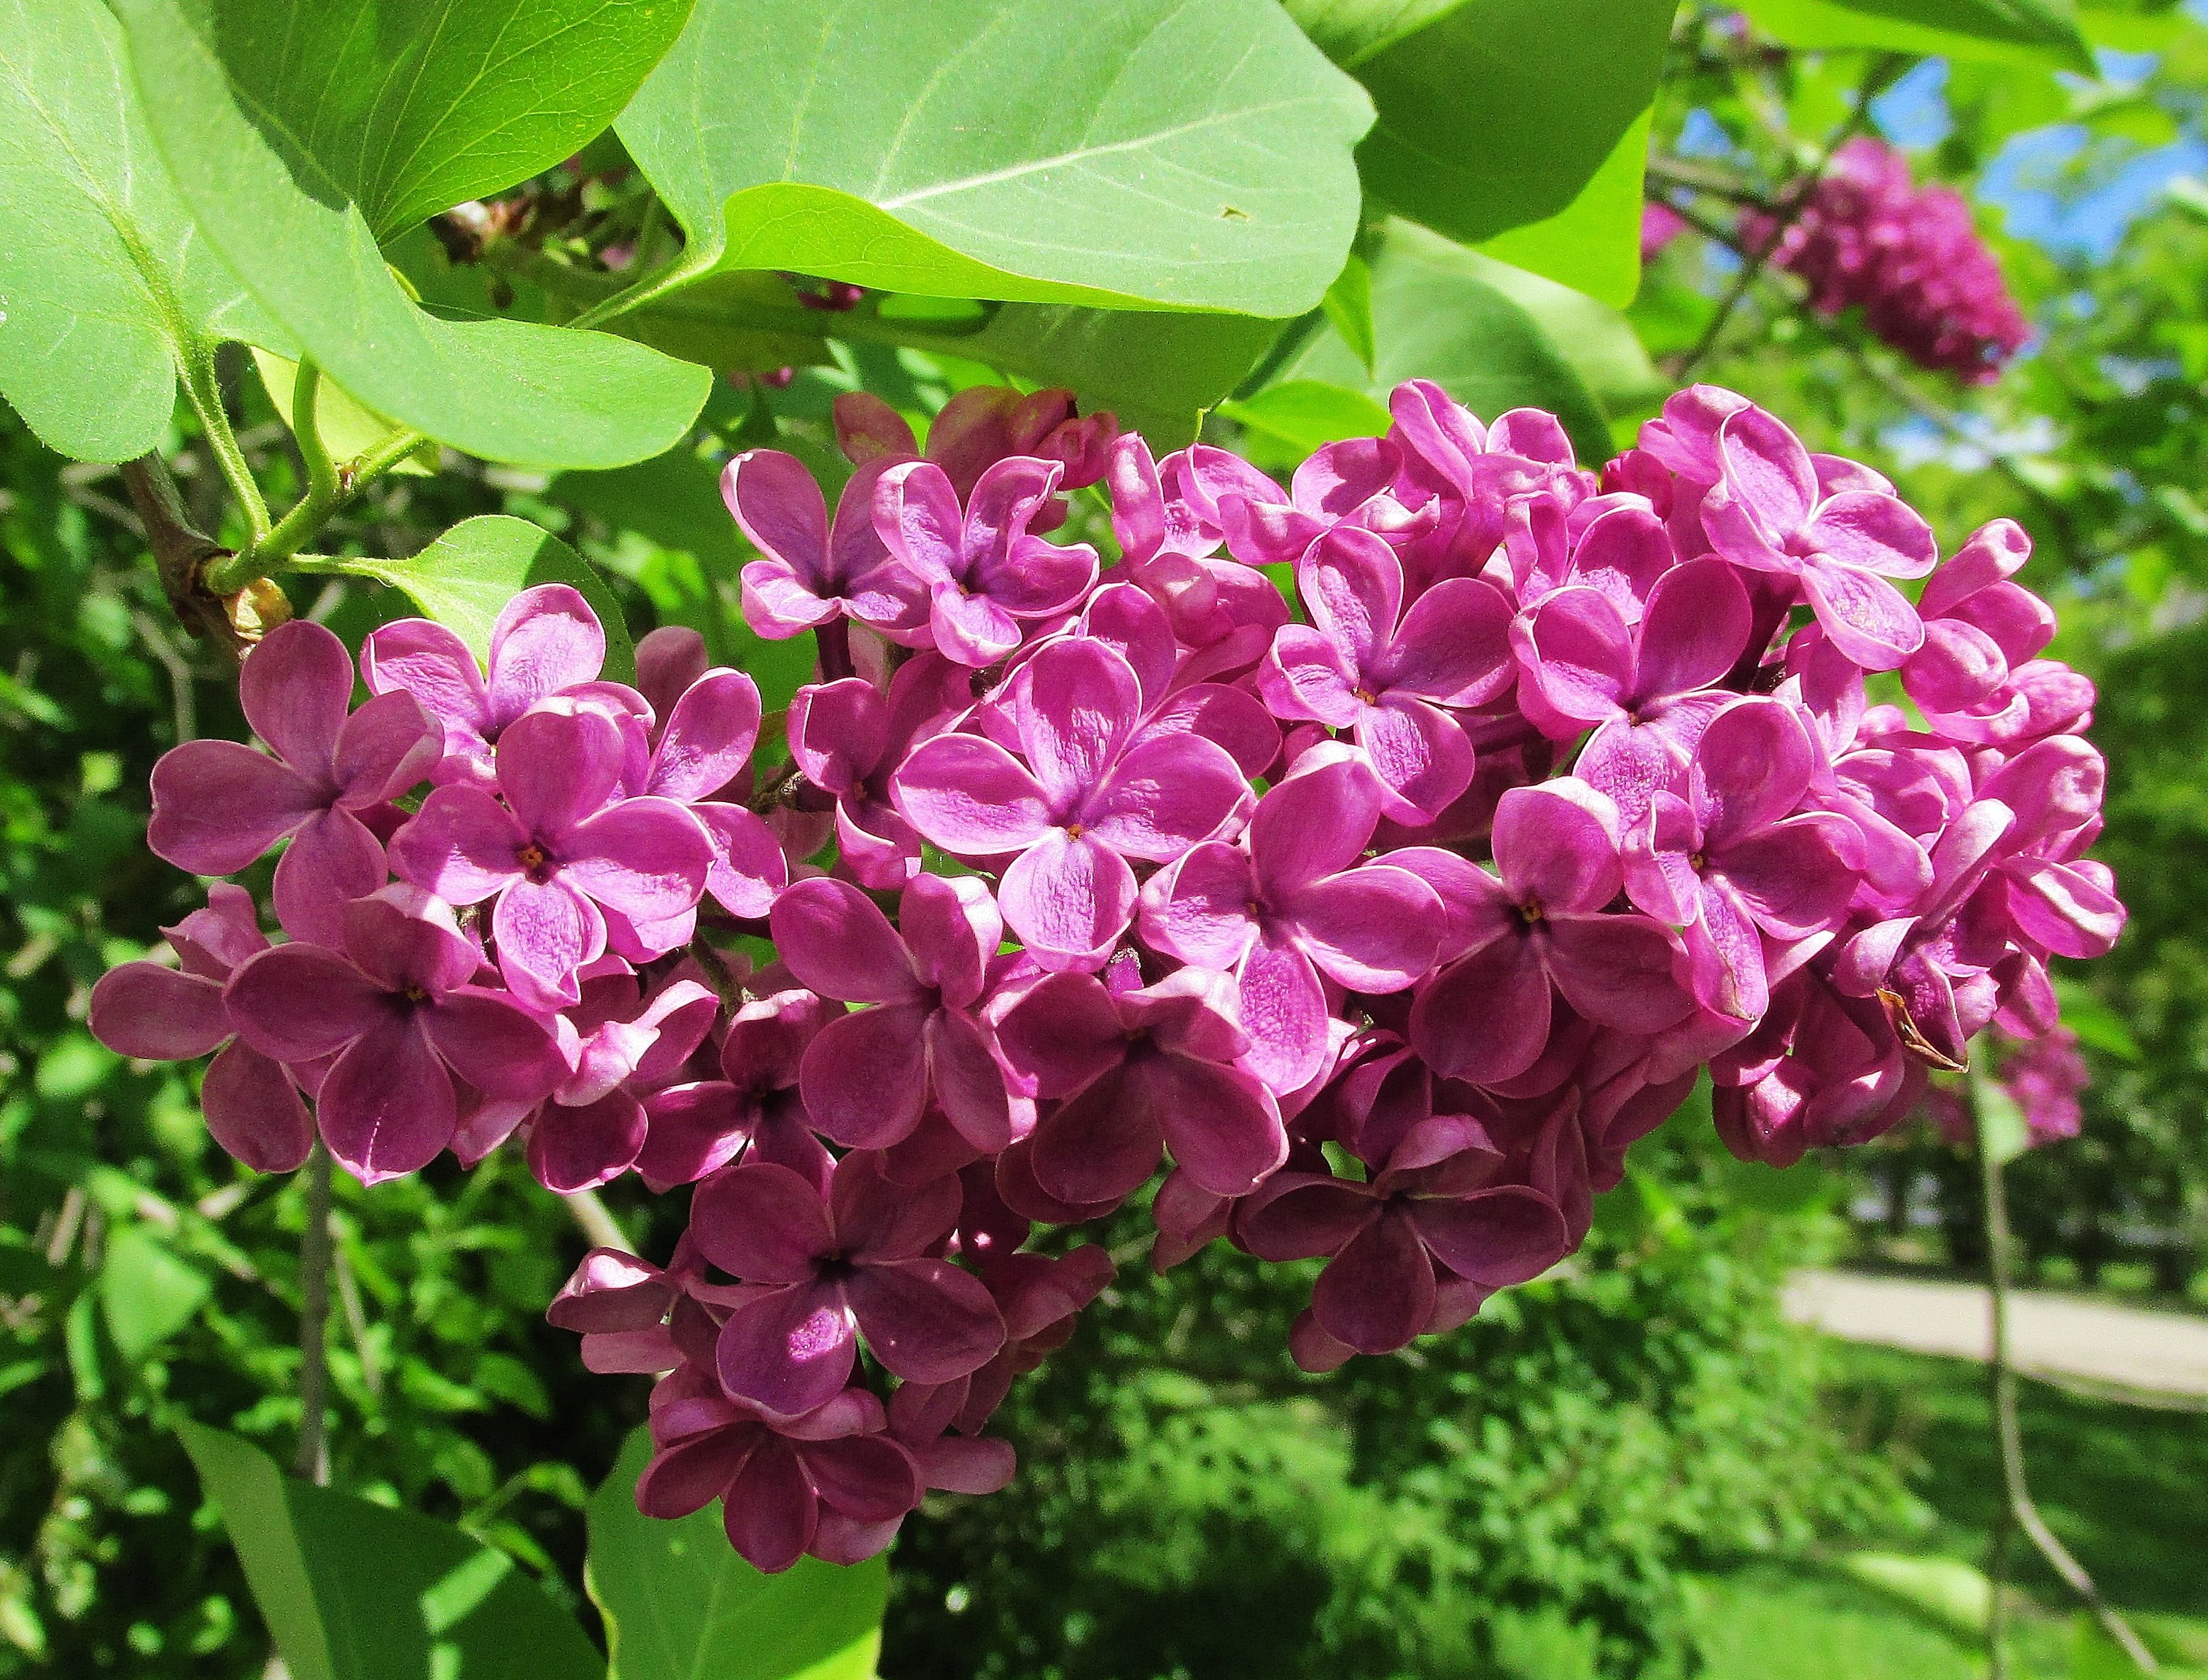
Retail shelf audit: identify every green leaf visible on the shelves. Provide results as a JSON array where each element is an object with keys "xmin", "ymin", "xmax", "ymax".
[
  {"xmin": 1321, "ymin": 255, "xmax": 1377, "ymax": 376},
  {"xmin": 250, "ymin": 351, "xmax": 437, "ymax": 478},
  {"xmin": 179, "ymin": 1423, "xmax": 602, "ymax": 1680},
  {"xmin": 2055, "ymin": 977, "xmax": 2142, "ymax": 1059},
  {"xmin": 586, "ymin": 1426, "xmax": 888, "ymax": 1680},
  {"xmin": 0, "ymin": 0, "xmax": 276, "ymax": 461},
  {"xmin": 1284, "ymin": 0, "xmax": 1676, "ymax": 306},
  {"xmin": 1278, "ymin": 220, "xmax": 1612, "ymax": 464},
  {"xmin": 1838, "ymin": 1552, "xmax": 1991, "ymax": 1637},
  {"xmin": 1456, "ymin": 246, "xmax": 1663, "ymax": 417},
  {"xmin": 307, "ymin": 516, "xmax": 637, "ymax": 682},
  {"xmin": 112, "ymin": 0, "xmax": 713, "ymax": 468},
  {"xmin": 618, "ymin": 0, "xmax": 1373, "ymax": 316},
  {"xmin": 1218, "ymin": 380, "xmax": 1392, "ymax": 460},
  {"xmin": 100, "ymin": 1227, "xmax": 209, "ymax": 1361},
  {"xmin": 955, "ymin": 305, "xmax": 1285, "ymax": 446},
  {"xmin": 1737, "ymin": 0, "xmax": 2099, "ymax": 74}
]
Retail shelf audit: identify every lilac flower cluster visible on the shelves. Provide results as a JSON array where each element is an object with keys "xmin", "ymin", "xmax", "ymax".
[
  {"xmin": 92, "ymin": 376, "xmax": 2121, "ymax": 1571},
  {"xmin": 1743, "ymin": 138, "xmax": 2031, "ymax": 383}
]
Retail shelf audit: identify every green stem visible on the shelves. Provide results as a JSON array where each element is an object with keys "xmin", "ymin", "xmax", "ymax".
[
  {"xmin": 207, "ymin": 425, "xmax": 429, "ymax": 591},
  {"xmin": 179, "ymin": 343, "xmax": 271, "ymax": 543},
  {"xmin": 295, "ymin": 1144, "xmax": 333, "ymax": 1486},
  {"xmin": 291, "ymin": 358, "xmax": 341, "ymax": 510},
  {"xmin": 565, "ymin": 246, "xmax": 719, "ymax": 332}
]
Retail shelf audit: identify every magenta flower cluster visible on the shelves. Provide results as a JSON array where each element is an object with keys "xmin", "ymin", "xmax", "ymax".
[
  {"xmin": 1744, "ymin": 138, "xmax": 2031, "ymax": 383},
  {"xmin": 93, "ymin": 374, "xmax": 2121, "ymax": 1572}
]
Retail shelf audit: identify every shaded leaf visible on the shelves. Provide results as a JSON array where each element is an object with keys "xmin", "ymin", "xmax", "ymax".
[
  {"xmin": 1321, "ymin": 254, "xmax": 1377, "ymax": 375},
  {"xmin": 112, "ymin": 0, "xmax": 712, "ymax": 467},
  {"xmin": 101, "ymin": 1228, "xmax": 209, "ymax": 1361},
  {"xmin": 586, "ymin": 1426, "xmax": 887, "ymax": 1680},
  {"xmin": 1461, "ymin": 246, "xmax": 1663, "ymax": 416},
  {"xmin": 618, "ymin": 0, "xmax": 1372, "ymax": 316},
  {"xmin": 1738, "ymin": 0, "xmax": 2098, "ymax": 74},
  {"xmin": 309, "ymin": 516, "xmax": 637, "ymax": 682},
  {"xmin": 2056, "ymin": 977, "xmax": 2142, "ymax": 1059},
  {"xmin": 179, "ymin": 1423, "xmax": 602, "ymax": 1680},
  {"xmin": 1218, "ymin": 380, "xmax": 1392, "ymax": 462},
  {"xmin": 1280, "ymin": 220, "xmax": 1612, "ymax": 463},
  {"xmin": 1284, "ymin": 0, "xmax": 1675, "ymax": 306}
]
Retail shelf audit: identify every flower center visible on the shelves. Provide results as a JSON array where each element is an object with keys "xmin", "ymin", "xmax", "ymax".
[
  {"xmin": 1352, "ymin": 685, "xmax": 1380, "ymax": 706},
  {"xmin": 516, "ymin": 840, "xmax": 555, "ymax": 882},
  {"xmin": 402, "ymin": 983, "xmax": 429, "ymax": 1004},
  {"xmin": 1065, "ymin": 820, "xmax": 1087, "ymax": 840},
  {"xmin": 1688, "ymin": 850, "xmax": 1707, "ymax": 872},
  {"xmin": 1516, "ymin": 896, "xmax": 1545, "ymax": 927}
]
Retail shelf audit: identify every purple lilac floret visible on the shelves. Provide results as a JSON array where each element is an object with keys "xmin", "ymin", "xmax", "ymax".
[{"xmin": 96, "ymin": 377, "xmax": 2125, "ymax": 1571}]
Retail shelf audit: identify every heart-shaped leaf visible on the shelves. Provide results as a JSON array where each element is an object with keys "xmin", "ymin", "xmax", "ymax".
[
  {"xmin": 617, "ymin": 0, "xmax": 1372, "ymax": 318},
  {"xmin": 112, "ymin": 0, "xmax": 712, "ymax": 467},
  {"xmin": 0, "ymin": 0, "xmax": 280, "ymax": 460}
]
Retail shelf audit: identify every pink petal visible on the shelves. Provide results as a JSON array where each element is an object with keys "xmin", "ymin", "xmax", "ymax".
[
  {"xmin": 148, "ymin": 741, "xmax": 319, "ymax": 875},
  {"xmin": 723, "ymin": 1443, "xmax": 817, "ymax": 1574},
  {"xmin": 317, "ymin": 1017, "xmax": 456, "ymax": 1184},
  {"xmin": 239, "ymin": 620, "xmax": 352, "ymax": 783},
  {"xmin": 1236, "ymin": 1173, "xmax": 1377, "ymax": 1260},
  {"xmin": 771, "ymin": 876, "xmax": 924, "ymax": 1004},
  {"xmin": 872, "ymin": 459, "xmax": 965, "ymax": 583},
  {"xmin": 1029, "ymin": 1067, "xmax": 1165, "ymax": 1205},
  {"xmin": 927, "ymin": 582, "xmax": 1023, "ymax": 667},
  {"xmin": 979, "ymin": 534, "xmax": 1097, "ymax": 618},
  {"xmin": 844, "ymin": 1257, "xmax": 1006, "ymax": 1384},
  {"xmin": 802, "ymin": 1434, "xmax": 925, "ymax": 1522},
  {"xmin": 494, "ymin": 708, "xmax": 626, "ymax": 839},
  {"xmin": 634, "ymin": 1081, "xmax": 749, "ymax": 1189},
  {"xmin": 1636, "ymin": 557, "xmax": 1752, "ymax": 700},
  {"xmin": 561, "ymin": 797, "xmax": 712, "ymax": 923},
  {"xmin": 1312, "ymin": 1208, "xmax": 1435, "ymax": 1356},
  {"xmin": 1286, "ymin": 864, "xmax": 1442, "ymax": 992},
  {"xmin": 90, "ymin": 962, "xmax": 228, "ymax": 1061},
  {"xmin": 1546, "ymin": 914, "xmax": 1695, "ymax": 1032},
  {"xmin": 648, "ymin": 669, "xmax": 761, "ymax": 801},
  {"xmin": 1356, "ymin": 696, "xmax": 1474, "ymax": 824},
  {"xmin": 1412, "ymin": 1186, "xmax": 1570, "ymax": 1287},
  {"xmin": 723, "ymin": 449, "xmax": 828, "ymax": 579},
  {"xmin": 486, "ymin": 584, "xmax": 606, "ymax": 723},
  {"xmin": 1800, "ymin": 558, "xmax": 1925, "ymax": 670},
  {"xmin": 271, "ymin": 807, "xmax": 386, "ymax": 946},
  {"xmin": 998, "ymin": 830, "xmax": 1135, "ymax": 968},
  {"xmin": 339, "ymin": 887, "xmax": 481, "ymax": 997},
  {"xmin": 1139, "ymin": 842, "xmax": 1259, "ymax": 971},
  {"xmin": 388, "ymin": 785, "xmax": 527, "ymax": 904},
  {"xmin": 993, "ymin": 971, "xmax": 1130, "ymax": 1098},
  {"xmin": 741, "ymin": 559, "xmax": 839, "ymax": 636},
  {"xmin": 1256, "ymin": 625, "xmax": 1363, "ymax": 728},
  {"xmin": 901, "ymin": 873, "xmax": 999, "ymax": 1010},
  {"xmin": 529, "ymin": 1089, "xmax": 648, "ymax": 1191},
  {"xmin": 1153, "ymin": 1054, "xmax": 1288, "ymax": 1197},
  {"xmin": 224, "ymin": 945, "xmax": 392, "ymax": 1063},
  {"xmin": 1682, "ymin": 882, "xmax": 1768, "ymax": 1019},
  {"xmin": 360, "ymin": 619, "xmax": 490, "ymax": 742},
  {"xmin": 1383, "ymin": 576, "xmax": 1513, "ymax": 707},
  {"xmin": 492, "ymin": 876, "xmax": 605, "ymax": 1001},
  {"xmin": 1410, "ymin": 937, "xmax": 1552, "ymax": 1085},
  {"xmin": 331, "ymin": 689, "xmax": 440, "ymax": 806},
  {"xmin": 798, "ymin": 1003, "xmax": 930, "ymax": 1148},
  {"xmin": 893, "ymin": 734, "xmax": 1054, "ymax": 856},
  {"xmin": 1520, "ymin": 586, "xmax": 1634, "ymax": 724},
  {"xmin": 1249, "ymin": 749, "xmax": 1381, "ymax": 894},
  {"xmin": 637, "ymin": 1428, "xmax": 751, "ymax": 1520},
  {"xmin": 1013, "ymin": 638, "xmax": 1141, "ymax": 810},
  {"xmin": 1382, "ymin": 846, "xmax": 1517, "ymax": 962},
  {"xmin": 1717, "ymin": 813, "xmax": 1861, "ymax": 940},
  {"xmin": 1690, "ymin": 698, "xmax": 1816, "ymax": 846},
  {"xmin": 1299, "ymin": 526, "xmax": 1402, "ymax": 673},
  {"xmin": 927, "ymin": 1008, "xmax": 1016, "ymax": 1151},
  {"xmin": 692, "ymin": 1162, "xmax": 836, "ymax": 1283},
  {"xmin": 1232, "ymin": 933, "xmax": 1331, "ymax": 1094},
  {"xmin": 1081, "ymin": 732, "xmax": 1249, "ymax": 860},
  {"xmin": 1807, "ymin": 490, "xmax": 1937, "ymax": 580},
  {"xmin": 696, "ymin": 801, "xmax": 790, "ymax": 919},
  {"xmin": 201, "ymin": 1041, "xmax": 314, "ymax": 1173},
  {"xmin": 422, "ymin": 989, "xmax": 565, "ymax": 1101},
  {"xmin": 1716, "ymin": 405, "xmax": 1817, "ymax": 538},
  {"xmin": 1490, "ymin": 781, "xmax": 1624, "ymax": 915}
]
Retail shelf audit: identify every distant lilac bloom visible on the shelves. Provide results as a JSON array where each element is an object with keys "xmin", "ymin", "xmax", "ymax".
[
  {"xmin": 1998, "ymin": 1024, "xmax": 2088, "ymax": 1144},
  {"xmin": 362, "ymin": 584, "xmax": 613, "ymax": 787},
  {"xmin": 149, "ymin": 619, "xmax": 438, "ymax": 944},
  {"xmin": 723, "ymin": 452, "xmax": 925, "ymax": 641},
  {"xmin": 1515, "ymin": 556, "xmax": 1754, "ymax": 820},
  {"xmin": 224, "ymin": 886, "xmax": 565, "ymax": 1183},
  {"xmin": 873, "ymin": 456, "xmax": 1099, "ymax": 666},
  {"xmin": 637, "ymin": 1366, "xmax": 921, "ymax": 1573},
  {"xmin": 1622, "ymin": 698, "xmax": 1865, "ymax": 1022},
  {"xmin": 389, "ymin": 707, "xmax": 713, "ymax": 1006},
  {"xmin": 1237, "ymin": 1113, "xmax": 1570, "ymax": 1360},
  {"xmin": 1701, "ymin": 405, "xmax": 1937, "ymax": 669},
  {"xmin": 769, "ymin": 874, "xmax": 1019, "ymax": 1152},
  {"xmin": 89, "ymin": 884, "xmax": 314, "ymax": 1172},
  {"xmin": 995, "ymin": 965, "xmax": 1288, "ymax": 1207},
  {"xmin": 787, "ymin": 654, "xmax": 971, "ymax": 890},
  {"xmin": 690, "ymin": 1152, "xmax": 1005, "ymax": 1419},
  {"xmin": 894, "ymin": 637, "xmax": 1250, "ymax": 969},
  {"xmin": 1257, "ymin": 525, "xmax": 1515, "ymax": 822},
  {"xmin": 1641, "ymin": 201, "xmax": 1687, "ymax": 262},
  {"xmin": 1141, "ymin": 747, "xmax": 1441, "ymax": 1093},
  {"xmin": 1402, "ymin": 780, "xmax": 1695, "ymax": 1086}
]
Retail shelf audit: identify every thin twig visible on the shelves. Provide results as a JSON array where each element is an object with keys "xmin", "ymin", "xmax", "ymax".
[
  {"xmin": 118, "ymin": 456, "xmax": 257, "ymax": 661},
  {"xmin": 294, "ymin": 1146, "xmax": 333, "ymax": 1485},
  {"xmin": 1672, "ymin": 53, "xmax": 1908, "ymax": 381},
  {"xmin": 1647, "ymin": 156, "xmax": 1776, "ymax": 207},
  {"xmin": 1977, "ymin": 1093, "xmax": 2158, "ymax": 1672},
  {"xmin": 562, "ymin": 1188, "xmax": 631, "ymax": 1253}
]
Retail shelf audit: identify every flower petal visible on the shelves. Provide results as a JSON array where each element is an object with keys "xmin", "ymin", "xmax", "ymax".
[
  {"xmin": 240, "ymin": 619, "xmax": 354, "ymax": 782},
  {"xmin": 148, "ymin": 741, "xmax": 319, "ymax": 875},
  {"xmin": 771, "ymin": 876, "xmax": 923, "ymax": 1005},
  {"xmin": 1356, "ymin": 696, "xmax": 1474, "ymax": 825},
  {"xmin": 1800, "ymin": 557, "xmax": 1925, "ymax": 670},
  {"xmin": 317, "ymin": 1017, "xmax": 456, "ymax": 1184},
  {"xmin": 1410, "ymin": 936, "xmax": 1552, "ymax": 1086},
  {"xmin": 1490, "ymin": 780, "xmax": 1624, "ymax": 915},
  {"xmin": 272, "ymin": 807, "xmax": 386, "ymax": 947},
  {"xmin": 1312, "ymin": 1208, "xmax": 1435, "ymax": 1356},
  {"xmin": 692, "ymin": 1162, "xmax": 836, "ymax": 1283},
  {"xmin": 844, "ymin": 1257, "xmax": 1006, "ymax": 1385},
  {"xmin": 1012, "ymin": 637, "xmax": 1142, "ymax": 812},
  {"xmin": 1082, "ymin": 732, "xmax": 1249, "ymax": 860},
  {"xmin": 893, "ymin": 734, "xmax": 1053, "ymax": 857},
  {"xmin": 648, "ymin": 669, "xmax": 761, "ymax": 801},
  {"xmin": 1383, "ymin": 576, "xmax": 1513, "ymax": 707},
  {"xmin": 798, "ymin": 1003, "xmax": 930, "ymax": 1148},
  {"xmin": 486, "ymin": 584, "xmax": 606, "ymax": 723},
  {"xmin": 388, "ymin": 785, "xmax": 527, "ymax": 904},
  {"xmin": 224, "ymin": 945, "xmax": 392, "ymax": 1063},
  {"xmin": 90, "ymin": 962, "xmax": 228, "ymax": 1062},
  {"xmin": 717, "ymin": 1282, "xmax": 855, "ymax": 1420},
  {"xmin": 201, "ymin": 1041, "xmax": 314, "ymax": 1173},
  {"xmin": 998, "ymin": 829, "xmax": 1135, "ymax": 968},
  {"xmin": 561, "ymin": 797, "xmax": 713, "ymax": 923}
]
